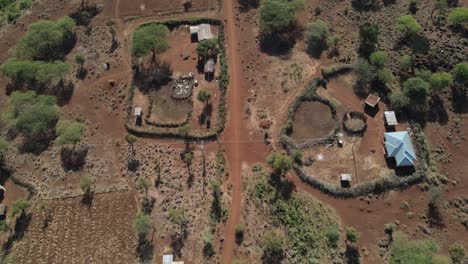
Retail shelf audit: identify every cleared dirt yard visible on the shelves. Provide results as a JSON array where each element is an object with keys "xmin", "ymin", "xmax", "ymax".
[
  {"xmin": 149, "ymin": 84, "xmax": 191, "ymax": 124},
  {"xmin": 5, "ymin": 191, "xmax": 138, "ymax": 264},
  {"xmin": 290, "ymin": 101, "xmax": 336, "ymax": 144}
]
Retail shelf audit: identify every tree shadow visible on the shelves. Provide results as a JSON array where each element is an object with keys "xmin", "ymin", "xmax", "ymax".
[
  {"xmin": 81, "ymin": 192, "xmax": 94, "ymax": 207},
  {"xmin": 142, "ymin": 196, "xmax": 155, "ymax": 215},
  {"xmin": 170, "ymin": 234, "xmax": 184, "ymax": 258},
  {"xmin": 69, "ymin": 4, "xmax": 101, "ymax": 27},
  {"xmin": 427, "ymin": 95, "xmax": 448, "ymax": 125},
  {"xmin": 427, "ymin": 204, "xmax": 444, "ymax": 228},
  {"xmin": 128, "ymin": 159, "xmax": 140, "ymax": 172},
  {"xmin": 451, "ymin": 85, "xmax": 467, "ymax": 113},
  {"xmin": 259, "ymin": 25, "xmax": 301, "ymax": 56},
  {"xmin": 136, "ymin": 236, "xmax": 154, "ymax": 263},
  {"xmin": 261, "ymin": 250, "xmax": 284, "ymax": 264},
  {"xmin": 60, "ymin": 146, "xmax": 88, "ymax": 171}
]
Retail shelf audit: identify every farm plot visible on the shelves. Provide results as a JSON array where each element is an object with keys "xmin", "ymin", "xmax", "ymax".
[
  {"xmin": 5, "ymin": 191, "xmax": 138, "ymax": 264},
  {"xmin": 149, "ymin": 84, "xmax": 191, "ymax": 125}
]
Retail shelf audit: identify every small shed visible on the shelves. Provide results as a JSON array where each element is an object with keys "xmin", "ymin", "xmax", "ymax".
[
  {"xmin": 134, "ymin": 107, "xmax": 142, "ymax": 117},
  {"xmin": 197, "ymin": 24, "xmax": 214, "ymax": 41},
  {"xmin": 365, "ymin": 94, "xmax": 381, "ymax": 108},
  {"xmin": 163, "ymin": 255, "xmax": 174, "ymax": 264},
  {"xmin": 384, "ymin": 111, "xmax": 398, "ymax": 127},
  {"xmin": 340, "ymin": 174, "xmax": 352, "ymax": 188},
  {"xmin": 204, "ymin": 59, "xmax": 215, "ymax": 81}
]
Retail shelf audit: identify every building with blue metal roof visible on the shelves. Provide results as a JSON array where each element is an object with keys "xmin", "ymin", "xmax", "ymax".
[{"xmin": 384, "ymin": 131, "xmax": 417, "ymax": 167}]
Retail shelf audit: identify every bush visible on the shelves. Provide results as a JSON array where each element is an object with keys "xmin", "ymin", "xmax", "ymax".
[
  {"xmin": 346, "ymin": 227, "xmax": 360, "ymax": 243},
  {"xmin": 396, "ymin": 15, "xmax": 422, "ymax": 37},
  {"xmin": 0, "ymin": 137, "xmax": 9, "ymax": 162},
  {"xmin": 403, "ymin": 77, "xmax": 430, "ymax": 106},
  {"xmin": 452, "ymin": 62, "xmax": 468, "ymax": 84},
  {"xmin": 79, "ymin": 176, "xmax": 92, "ymax": 194},
  {"xmin": 429, "ymin": 72, "xmax": 453, "ymax": 92},
  {"xmin": 326, "ymin": 226, "xmax": 340, "ymax": 248},
  {"xmin": 305, "ymin": 20, "xmax": 331, "ymax": 57},
  {"xmin": 369, "ymin": 51, "xmax": 388, "ymax": 68},
  {"xmin": 448, "ymin": 8, "xmax": 468, "ymax": 27},
  {"xmin": 449, "ymin": 243, "xmax": 466, "ymax": 264},
  {"xmin": 377, "ymin": 68, "xmax": 394, "ymax": 84},
  {"xmin": 261, "ymin": 229, "xmax": 285, "ymax": 255},
  {"xmin": 235, "ymin": 224, "xmax": 244, "ymax": 244},
  {"xmin": 56, "ymin": 120, "xmax": 85, "ymax": 146},
  {"xmin": 399, "ymin": 54, "xmax": 414, "ymax": 72},
  {"xmin": 259, "ymin": 0, "xmax": 295, "ymax": 34}
]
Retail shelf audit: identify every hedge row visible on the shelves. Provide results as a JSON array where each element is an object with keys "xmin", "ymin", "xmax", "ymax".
[
  {"xmin": 321, "ymin": 63, "xmax": 354, "ymax": 79},
  {"xmin": 125, "ymin": 18, "xmax": 228, "ymax": 140},
  {"xmin": 289, "ymin": 123, "xmax": 430, "ymax": 198}
]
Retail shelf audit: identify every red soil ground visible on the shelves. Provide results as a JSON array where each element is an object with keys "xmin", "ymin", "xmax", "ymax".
[{"xmin": 290, "ymin": 101, "xmax": 336, "ymax": 143}]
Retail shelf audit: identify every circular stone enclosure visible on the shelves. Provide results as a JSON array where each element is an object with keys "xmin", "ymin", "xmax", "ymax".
[
  {"xmin": 343, "ymin": 111, "xmax": 367, "ymax": 135},
  {"xmin": 290, "ymin": 100, "xmax": 337, "ymax": 144}
]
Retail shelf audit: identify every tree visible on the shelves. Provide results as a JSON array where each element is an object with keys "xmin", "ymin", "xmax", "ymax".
[
  {"xmin": 346, "ymin": 227, "xmax": 360, "ymax": 243},
  {"xmin": 354, "ymin": 59, "xmax": 376, "ymax": 95},
  {"xmin": 238, "ymin": 0, "xmax": 260, "ymax": 11},
  {"xmin": 56, "ymin": 120, "xmax": 84, "ymax": 148},
  {"xmin": 1, "ymin": 59, "xmax": 69, "ymax": 86},
  {"xmin": 359, "ymin": 23, "xmax": 379, "ymax": 57},
  {"xmin": 125, "ymin": 134, "xmax": 137, "ymax": 168},
  {"xmin": 132, "ymin": 24, "xmax": 169, "ymax": 62},
  {"xmin": 5, "ymin": 91, "xmax": 59, "ymax": 140},
  {"xmin": 0, "ymin": 137, "xmax": 9, "ymax": 163},
  {"xmin": 196, "ymin": 39, "xmax": 218, "ymax": 59},
  {"xmin": 16, "ymin": 17, "xmax": 76, "ymax": 61},
  {"xmin": 266, "ymin": 152, "xmax": 293, "ymax": 175},
  {"xmin": 449, "ymin": 243, "xmax": 466, "ymax": 264},
  {"xmin": 448, "ymin": 7, "xmax": 468, "ymax": 28},
  {"xmin": 168, "ymin": 207, "xmax": 186, "ymax": 238},
  {"xmin": 403, "ymin": 77, "xmax": 430, "ymax": 106},
  {"xmin": 259, "ymin": 0, "xmax": 295, "ymax": 34},
  {"xmin": 389, "ymin": 92, "xmax": 410, "ymax": 112},
  {"xmin": 369, "ymin": 51, "xmax": 388, "ymax": 68},
  {"xmin": 396, "ymin": 15, "xmax": 422, "ymax": 38},
  {"xmin": 9, "ymin": 199, "xmax": 29, "ymax": 218},
  {"xmin": 137, "ymin": 176, "xmax": 150, "ymax": 198},
  {"xmin": 133, "ymin": 213, "xmax": 152, "ymax": 237},
  {"xmin": 429, "ymin": 72, "xmax": 453, "ymax": 92},
  {"xmin": 452, "ymin": 62, "xmax": 468, "ymax": 84},
  {"xmin": 197, "ymin": 89, "xmax": 212, "ymax": 106},
  {"xmin": 305, "ymin": 19, "xmax": 331, "ymax": 57},
  {"xmin": 399, "ymin": 54, "xmax": 414, "ymax": 73},
  {"xmin": 377, "ymin": 68, "xmax": 394, "ymax": 84},
  {"xmin": 79, "ymin": 175, "xmax": 91, "ymax": 194},
  {"xmin": 75, "ymin": 54, "xmax": 85, "ymax": 75}
]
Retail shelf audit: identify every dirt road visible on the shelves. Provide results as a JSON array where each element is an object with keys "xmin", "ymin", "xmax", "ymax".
[{"xmin": 220, "ymin": 0, "xmax": 245, "ymax": 262}]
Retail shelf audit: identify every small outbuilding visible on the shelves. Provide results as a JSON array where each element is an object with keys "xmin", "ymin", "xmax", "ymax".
[
  {"xmin": 190, "ymin": 24, "xmax": 214, "ymax": 42},
  {"xmin": 0, "ymin": 204, "xmax": 6, "ymax": 219},
  {"xmin": 204, "ymin": 59, "xmax": 215, "ymax": 81},
  {"xmin": 163, "ymin": 255, "xmax": 173, "ymax": 264},
  {"xmin": 340, "ymin": 174, "xmax": 352, "ymax": 188},
  {"xmin": 134, "ymin": 107, "xmax": 143, "ymax": 127},
  {"xmin": 384, "ymin": 111, "xmax": 398, "ymax": 128},
  {"xmin": 365, "ymin": 94, "xmax": 381, "ymax": 108}
]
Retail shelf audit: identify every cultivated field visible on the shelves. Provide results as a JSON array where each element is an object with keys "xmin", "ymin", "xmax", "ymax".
[{"xmin": 5, "ymin": 191, "xmax": 138, "ymax": 264}]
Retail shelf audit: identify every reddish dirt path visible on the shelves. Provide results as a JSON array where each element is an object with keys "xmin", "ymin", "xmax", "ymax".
[{"xmin": 220, "ymin": 0, "xmax": 243, "ymax": 262}]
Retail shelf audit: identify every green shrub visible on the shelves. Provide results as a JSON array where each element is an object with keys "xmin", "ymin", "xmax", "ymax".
[
  {"xmin": 429, "ymin": 72, "xmax": 453, "ymax": 92},
  {"xmin": 397, "ymin": 15, "xmax": 422, "ymax": 37},
  {"xmin": 452, "ymin": 62, "xmax": 468, "ymax": 84},
  {"xmin": 449, "ymin": 243, "xmax": 466, "ymax": 264},
  {"xmin": 346, "ymin": 227, "xmax": 360, "ymax": 243},
  {"xmin": 326, "ymin": 226, "xmax": 340, "ymax": 248},
  {"xmin": 369, "ymin": 51, "xmax": 388, "ymax": 68},
  {"xmin": 359, "ymin": 22, "xmax": 379, "ymax": 57},
  {"xmin": 448, "ymin": 8, "xmax": 468, "ymax": 27},
  {"xmin": 196, "ymin": 38, "xmax": 218, "ymax": 59},
  {"xmin": 403, "ymin": 77, "xmax": 430, "ymax": 106}
]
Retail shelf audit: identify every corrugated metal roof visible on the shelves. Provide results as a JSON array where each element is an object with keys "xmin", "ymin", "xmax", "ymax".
[
  {"xmin": 384, "ymin": 131, "xmax": 416, "ymax": 167},
  {"xmin": 384, "ymin": 111, "xmax": 398, "ymax": 126},
  {"xmin": 197, "ymin": 24, "xmax": 214, "ymax": 41}
]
